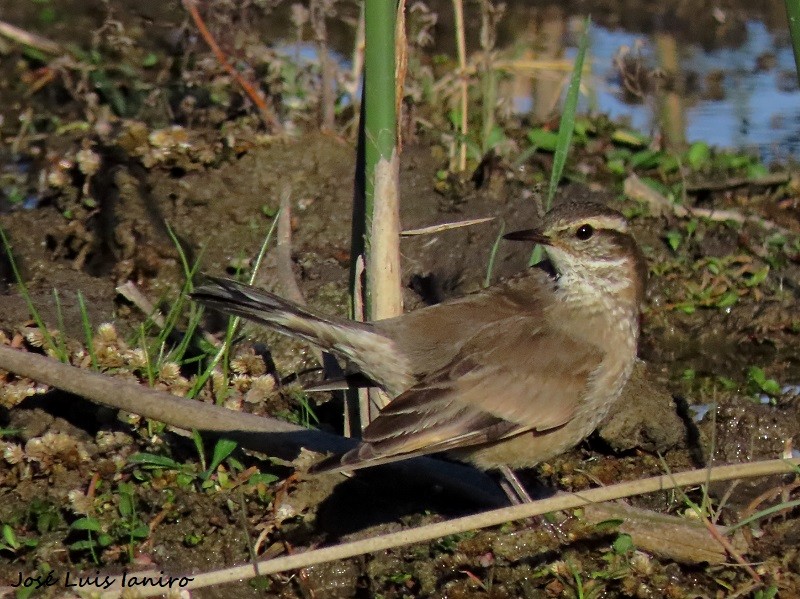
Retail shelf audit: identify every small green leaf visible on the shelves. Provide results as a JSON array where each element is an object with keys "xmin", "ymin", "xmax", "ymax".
[
  {"xmin": 606, "ymin": 158, "xmax": 626, "ymax": 176},
  {"xmin": 686, "ymin": 142, "xmax": 711, "ymax": 170},
  {"xmin": 715, "ymin": 291, "xmax": 738, "ymax": 308},
  {"xmin": 526, "ymin": 128, "xmax": 559, "ymax": 152},
  {"xmin": 208, "ymin": 438, "xmax": 237, "ymax": 474},
  {"xmin": 658, "ymin": 154, "xmax": 680, "ymax": 173},
  {"xmin": 528, "ymin": 243, "xmax": 545, "ymax": 267},
  {"xmin": 745, "ymin": 266, "xmax": 769, "ymax": 287},
  {"xmin": 761, "ymin": 379, "xmax": 782, "ymax": 396},
  {"xmin": 592, "ymin": 518, "xmax": 623, "ymax": 532},
  {"xmin": 665, "ymin": 230, "xmax": 682, "ymax": 252},
  {"xmin": 248, "ymin": 472, "xmax": 280, "ymax": 486},
  {"xmin": 483, "ymin": 125, "xmax": 506, "ymax": 151},
  {"xmin": 747, "ymin": 366, "xmax": 781, "ymax": 396},
  {"xmin": 130, "ymin": 524, "xmax": 151, "ymax": 540},
  {"xmin": 70, "ymin": 539, "xmax": 99, "ymax": 550},
  {"xmin": 23, "ymin": 47, "xmax": 48, "ymax": 63},
  {"xmin": 177, "ymin": 472, "xmax": 196, "ymax": 487},
  {"xmin": 37, "ymin": 509, "xmax": 61, "ymax": 533},
  {"xmin": 70, "ymin": 517, "xmax": 101, "ymax": 532},
  {"xmin": 2, "ymin": 524, "xmax": 20, "ymax": 550},
  {"xmin": 746, "ymin": 162, "xmax": 769, "ymax": 178},
  {"xmin": 118, "ymin": 493, "xmax": 134, "ymax": 518},
  {"xmin": 192, "ymin": 429, "xmax": 206, "ymax": 471},
  {"xmin": 629, "ymin": 149, "xmax": 663, "ymax": 170},
  {"xmin": 128, "ymin": 452, "xmax": 182, "ymax": 470},
  {"xmin": 613, "ymin": 533, "xmax": 634, "ymax": 554},
  {"xmin": 611, "ymin": 129, "xmax": 648, "ymax": 147}
]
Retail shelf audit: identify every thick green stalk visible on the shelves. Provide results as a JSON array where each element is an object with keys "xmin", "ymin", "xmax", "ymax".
[
  {"xmin": 352, "ymin": 0, "xmax": 402, "ymax": 422},
  {"xmin": 364, "ymin": 0, "xmax": 396, "ymax": 213},
  {"xmin": 362, "ymin": 0, "xmax": 399, "ymax": 320}
]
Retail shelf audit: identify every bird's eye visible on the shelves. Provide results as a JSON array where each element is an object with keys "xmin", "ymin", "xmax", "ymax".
[{"xmin": 576, "ymin": 224, "xmax": 594, "ymax": 240}]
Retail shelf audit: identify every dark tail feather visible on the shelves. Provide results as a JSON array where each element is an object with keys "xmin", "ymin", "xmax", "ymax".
[
  {"xmin": 191, "ymin": 276, "xmax": 414, "ymax": 394},
  {"xmin": 191, "ymin": 276, "xmax": 322, "ymax": 329}
]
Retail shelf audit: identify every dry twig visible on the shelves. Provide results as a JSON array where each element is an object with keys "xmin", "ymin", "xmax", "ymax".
[
  {"xmin": 0, "ymin": 20, "xmax": 62, "ymax": 54},
  {"xmin": 181, "ymin": 0, "xmax": 281, "ymax": 132},
  {"xmin": 96, "ymin": 458, "xmax": 800, "ymax": 597}
]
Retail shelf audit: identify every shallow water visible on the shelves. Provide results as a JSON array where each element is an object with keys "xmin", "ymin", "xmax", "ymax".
[{"xmin": 590, "ymin": 20, "xmax": 800, "ymax": 161}]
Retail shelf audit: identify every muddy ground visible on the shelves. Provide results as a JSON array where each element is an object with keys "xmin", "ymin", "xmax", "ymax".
[{"xmin": 0, "ymin": 1, "xmax": 799, "ymax": 598}]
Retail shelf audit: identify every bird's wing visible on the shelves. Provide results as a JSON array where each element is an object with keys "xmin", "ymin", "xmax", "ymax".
[{"xmin": 337, "ymin": 317, "xmax": 603, "ymax": 469}]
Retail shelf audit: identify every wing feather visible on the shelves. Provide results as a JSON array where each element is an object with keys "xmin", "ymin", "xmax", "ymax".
[{"xmin": 338, "ymin": 316, "xmax": 603, "ymax": 469}]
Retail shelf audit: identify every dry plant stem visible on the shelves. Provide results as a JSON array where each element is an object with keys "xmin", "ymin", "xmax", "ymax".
[
  {"xmin": 0, "ymin": 344, "xmax": 346, "ymax": 455},
  {"xmin": 395, "ymin": 0, "xmax": 408, "ymax": 149},
  {"xmin": 432, "ymin": 58, "xmax": 575, "ymax": 98},
  {"xmin": 452, "ymin": 0, "xmax": 468, "ymax": 171},
  {"xmin": 684, "ymin": 172, "xmax": 791, "ymax": 193},
  {"xmin": 115, "ymin": 281, "xmax": 165, "ymax": 329},
  {"xmin": 582, "ymin": 501, "xmax": 746, "ymax": 565},
  {"xmin": 366, "ymin": 150, "xmax": 402, "ymax": 416},
  {"xmin": 97, "ymin": 458, "xmax": 800, "ymax": 597},
  {"xmin": 117, "ymin": 282, "xmax": 218, "ymax": 345},
  {"xmin": 275, "ymin": 186, "xmax": 323, "ymax": 366},
  {"xmin": 624, "ymin": 174, "xmax": 791, "ymax": 233},
  {"xmin": 659, "ymin": 454, "xmax": 760, "ymax": 583},
  {"xmin": 352, "ymin": 255, "xmax": 370, "ymax": 434},
  {"xmin": 743, "ymin": 480, "xmax": 800, "ymax": 519},
  {"xmin": 310, "ymin": 0, "xmax": 335, "ymax": 131},
  {"xmin": 401, "ymin": 216, "xmax": 495, "ymax": 236},
  {"xmin": 0, "ymin": 20, "xmax": 62, "ymax": 54},
  {"xmin": 276, "ymin": 186, "xmax": 305, "ymax": 306},
  {"xmin": 275, "ymin": 186, "xmax": 344, "ymax": 397},
  {"xmin": 495, "ymin": 58, "xmax": 575, "ymax": 73},
  {"xmin": 181, "ymin": 0, "xmax": 281, "ymax": 132},
  {"xmin": 348, "ymin": 3, "xmax": 366, "ymax": 115},
  {"xmin": 0, "ymin": 344, "xmax": 504, "ymax": 504},
  {"xmin": 699, "ymin": 512, "xmax": 761, "ymax": 583},
  {"xmin": 478, "ymin": 0, "xmax": 500, "ymax": 148},
  {"xmin": 367, "ymin": 176, "xmax": 401, "ymax": 317}
]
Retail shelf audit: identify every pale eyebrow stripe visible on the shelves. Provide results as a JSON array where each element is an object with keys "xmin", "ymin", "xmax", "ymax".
[{"xmin": 557, "ymin": 216, "xmax": 628, "ymax": 233}]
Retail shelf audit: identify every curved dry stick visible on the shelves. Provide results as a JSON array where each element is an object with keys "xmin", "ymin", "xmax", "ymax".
[
  {"xmin": 96, "ymin": 457, "xmax": 799, "ymax": 597},
  {"xmin": 0, "ymin": 20, "xmax": 62, "ymax": 54},
  {"xmin": 0, "ymin": 344, "xmax": 504, "ymax": 504}
]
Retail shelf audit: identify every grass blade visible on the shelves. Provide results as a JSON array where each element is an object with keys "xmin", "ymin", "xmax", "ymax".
[
  {"xmin": 0, "ymin": 228, "xmax": 62, "ymax": 360},
  {"xmin": 530, "ymin": 16, "xmax": 591, "ymax": 265},
  {"xmin": 77, "ymin": 291, "xmax": 98, "ymax": 369},
  {"xmin": 547, "ymin": 16, "xmax": 591, "ymax": 211}
]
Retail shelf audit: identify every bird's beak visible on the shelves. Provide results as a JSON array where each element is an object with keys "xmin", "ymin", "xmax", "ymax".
[{"xmin": 503, "ymin": 228, "xmax": 551, "ymax": 245}]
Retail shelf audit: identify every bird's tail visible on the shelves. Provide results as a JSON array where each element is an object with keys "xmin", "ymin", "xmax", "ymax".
[{"xmin": 191, "ymin": 276, "xmax": 413, "ymax": 394}]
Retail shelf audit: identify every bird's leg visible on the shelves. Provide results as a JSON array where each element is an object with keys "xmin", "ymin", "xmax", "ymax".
[
  {"xmin": 499, "ymin": 465, "xmax": 533, "ymax": 504},
  {"xmin": 498, "ymin": 466, "xmax": 569, "ymax": 543}
]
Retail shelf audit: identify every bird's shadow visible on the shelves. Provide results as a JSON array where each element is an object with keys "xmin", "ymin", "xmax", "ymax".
[{"xmin": 311, "ymin": 466, "xmax": 555, "ymax": 540}]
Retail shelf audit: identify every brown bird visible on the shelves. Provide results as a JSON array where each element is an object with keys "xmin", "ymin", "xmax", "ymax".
[{"xmin": 191, "ymin": 200, "xmax": 647, "ymax": 473}]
